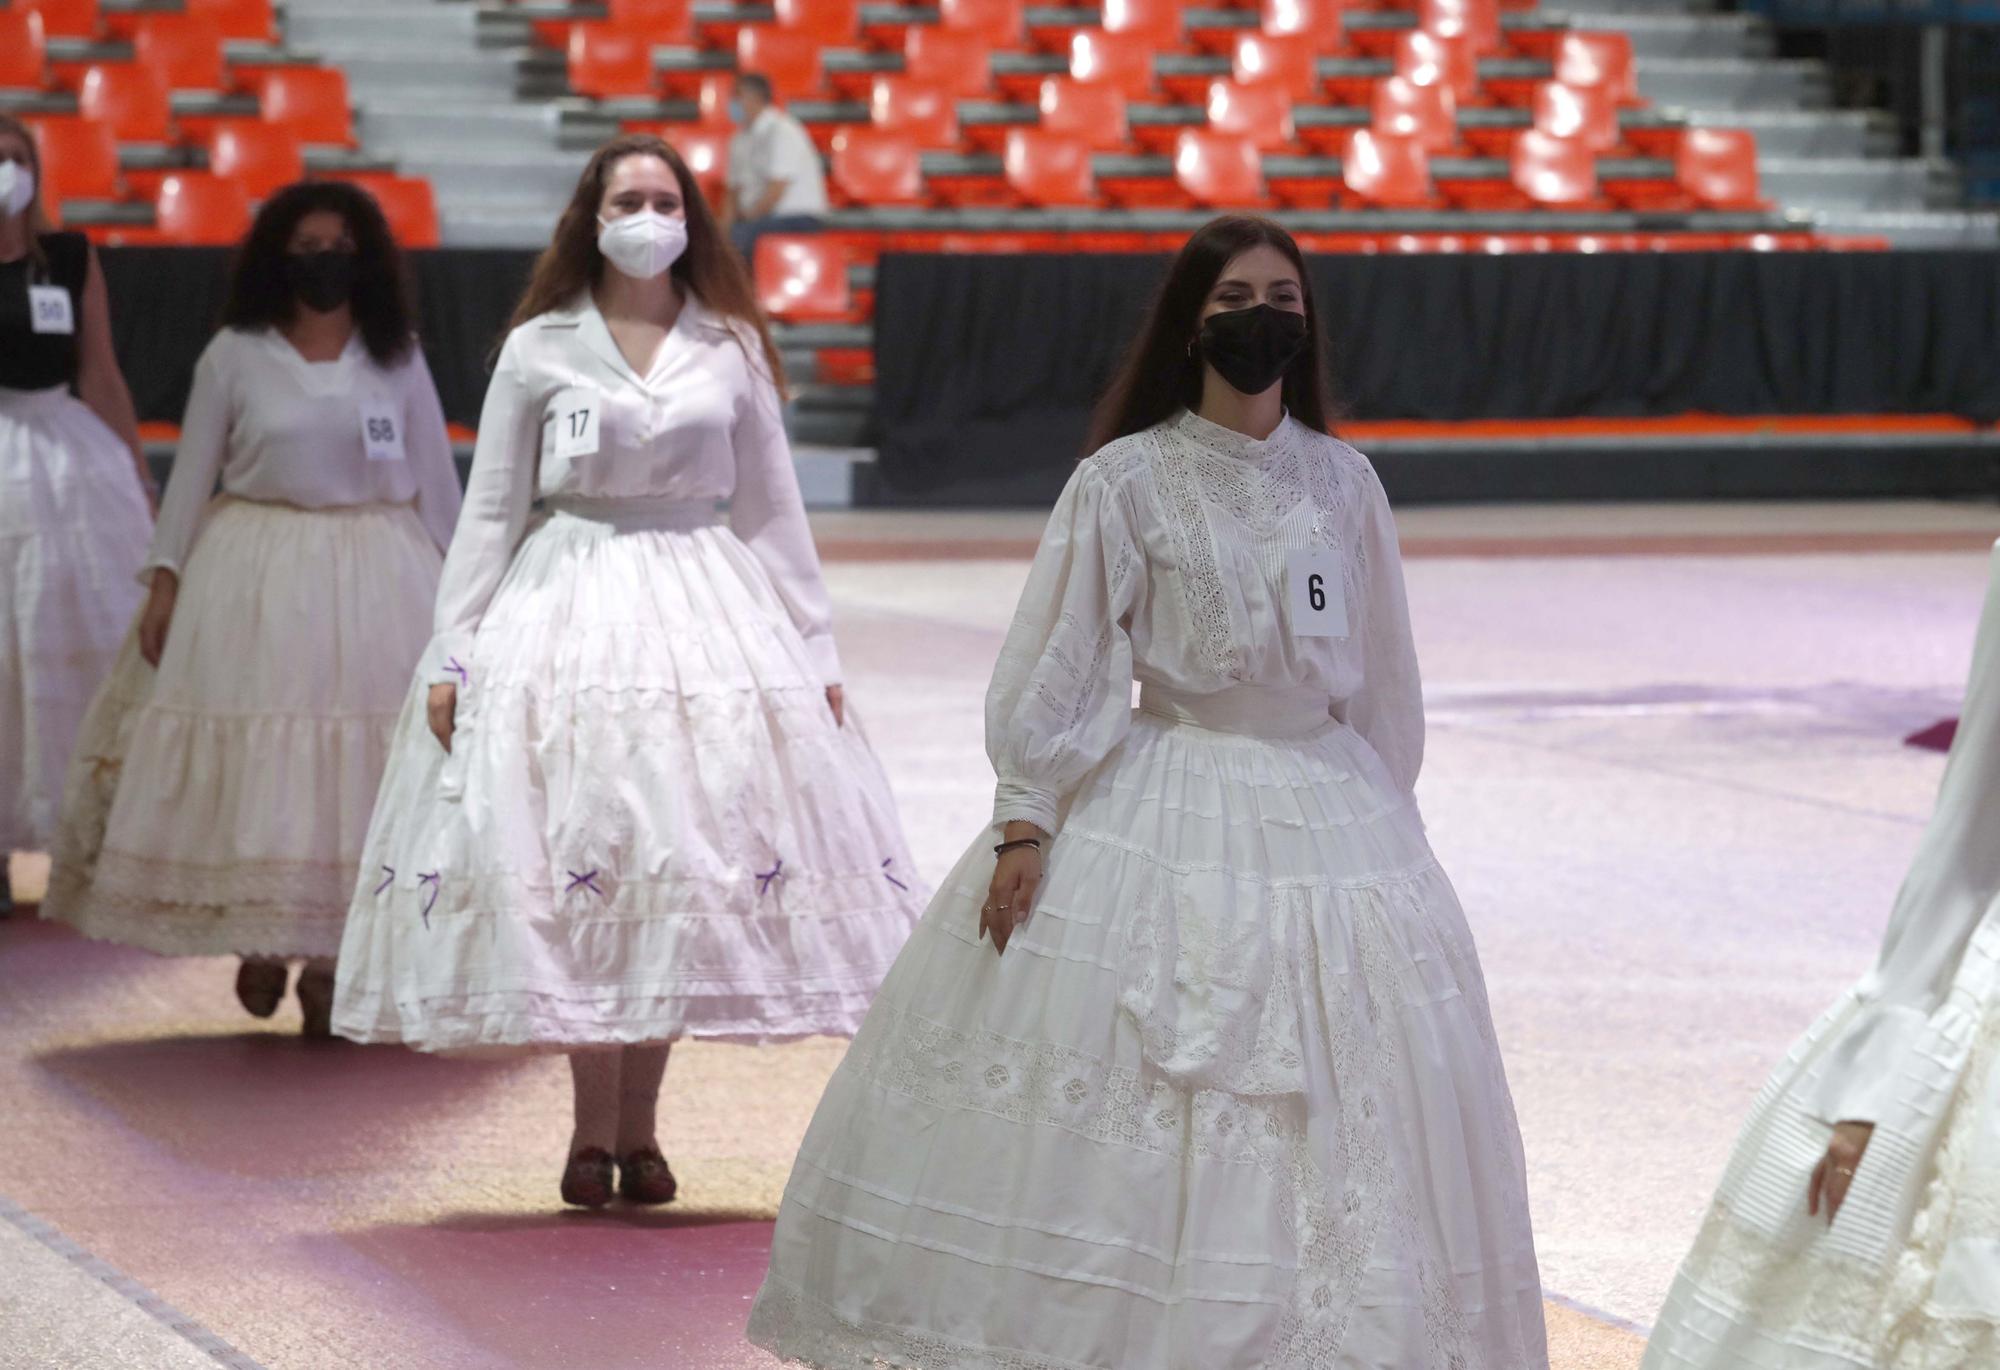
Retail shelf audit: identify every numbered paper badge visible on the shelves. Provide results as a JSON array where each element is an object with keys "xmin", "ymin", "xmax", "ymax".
[
  {"xmin": 549, "ymin": 386, "xmax": 600, "ymax": 461},
  {"xmin": 28, "ymin": 284, "xmax": 74, "ymax": 336},
  {"xmin": 359, "ymin": 398, "xmax": 405, "ymax": 463},
  {"xmin": 1286, "ymin": 547, "xmax": 1351, "ymax": 639}
]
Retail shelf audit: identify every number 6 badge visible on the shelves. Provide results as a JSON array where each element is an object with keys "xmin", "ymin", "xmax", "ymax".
[{"xmin": 1286, "ymin": 546, "xmax": 1351, "ymax": 639}]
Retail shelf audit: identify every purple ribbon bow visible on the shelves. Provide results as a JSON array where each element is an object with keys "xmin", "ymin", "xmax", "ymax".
[
  {"xmin": 445, "ymin": 657, "xmax": 470, "ymax": 687},
  {"xmin": 374, "ymin": 865, "xmax": 397, "ymax": 896},
  {"xmin": 882, "ymin": 858, "xmax": 909, "ymax": 892},
  {"xmin": 756, "ymin": 859, "xmax": 784, "ymax": 896},
  {"xmin": 565, "ymin": 869, "xmax": 605, "ymax": 897},
  {"xmin": 417, "ymin": 871, "xmax": 441, "ymax": 928}
]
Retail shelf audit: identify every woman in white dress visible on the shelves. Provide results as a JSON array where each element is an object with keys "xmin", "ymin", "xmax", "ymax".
[
  {"xmin": 749, "ymin": 216, "xmax": 1548, "ymax": 1369},
  {"xmin": 1644, "ymin": 543, "xmax": 2000, "ymax": 1369},
  {"xmin": 0, "ymin": 113, "xmax": 154, "ymax": 915},
  {"xmin": 332, "ymin": 135, "xmax": 925, "ymax": 1209},
  {"xmin": 42, "ymin": 181, "xmax": 460, "ymax": 1035}
]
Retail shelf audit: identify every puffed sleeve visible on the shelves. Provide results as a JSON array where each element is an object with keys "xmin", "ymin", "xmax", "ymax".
[
  {"xmin": 727, "ymin": 338, "xmax": 842, "ymax": 685},
  {"xmin": 401, "ymin": 342, "xmax": 463, "ymax": 554},
  {"xmin": 1336, "ymin": 458, "xmax": 1424, "ymax": 795},
  {"xmin": 141, "ymin": 332, "xmax": 233, "ymax": 580},
  {"xmin": 424, "ymin": 327, "xmax": 539, "ymax": 682},
  {"xmin": 986, "ymin": 458, "xmax": 1147, "ymax": 835}
]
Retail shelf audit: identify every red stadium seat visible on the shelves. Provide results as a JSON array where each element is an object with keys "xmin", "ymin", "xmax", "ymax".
[
  {"xmin": 186, "ymin": 0, "xmax": 277, "ymax": 42},
  {"xmin": 1677, "ymin": 128, "xmax": 1765, "ymax": 208},
  {"xmin": 1373, "ymin": 75, "xmax": 1456, "ymax": 154},
  {"xmin": 155, "ymin": 172, "xmax": 251, "ymax": 244},
  {"xmin": 79, "ymin": 64, "xmax": 171, "ymax": 142},
  {"xmin": 1103, "ymin": 0, "xmax": 1184, "ymax": 46},
  {"xmin": 260, "ymin": 68, "xmax": 355, "ymax": 146},
  {"xmin": 738, "ymin": 26, "xmax": 823, "ymax": 100},
  {"xmin": 1342, "ymin": 128, "xmax": 1435, "ymax": 207},
  {"xmin": 1206, "ymin": 79, "xmax": 1294, "ymax": 152},
  {"xmin": 1396, "ymin": 29, "xmax": 1478, "ymax": 104},
  {"xmin": 870, "ymin": 77, "xmax": 958, "ymax": 149},
  {"xmin": 830, "ymin": 128, "xmax": 925, "ymax": 205},
  {"xmin": 1512, "ymin": 128, "xmax": 1597, "ymax": 206},
  {"xmin": 570, "ymin": 24, "xmax": 657, "ymax": 98},
  {"xmin": 1234, "ymin": 31, "xmax": 1318, "ymax": 100},
  {"xmin": 941, "ymin": 0, "xmax": 1023, "ymax": 46},
  {"xmin": 1263, "ymin": 0, "xmax": 1345, "ymax": 55},
  {"xmin": 29, "ymin": 116, "xmax": 119, "ymax": 201},
  {"xmin": 1004, "ymin": 128, "xmax": 1095, "ymax": 206},
  {"xmin": 1174, "ymin": 129, "xmax": 1264, "ymax": 207},
  {"xmin": 1071, "ymin": 30, "xmax": 1155, "ymax": 100},
  {"xmin": 905, "ymin": 27, "xmax": 992, "ymax": 100},
  {"xmin": 21, "ymin": 0, "xmax": 99, "ymax": 40},
  {"xmin": 608, "ymin": 0, "xmax": 692, "ymax": 42},
  {"xmin": 1555, "ymin": 32, "xmax": 1640, "ymax": 107},
  {"xmin": 1420, "ymin": 0, "xmax": 1500, "ymax": 56},
  {"xmin": 135, "ymin": 16, "xmax": 227, "ymax": 91},
  {"xmin": 207, "ymin": 120, "xmax": 303, "ymax": 199},
  {"xmin": 754, "ymin": 236, "xmax": 854, "ymax": 322},
  {"xmin": 625, "ymin": 122, "xmax": 728, "ymax": 200},
  {"xmin": 694, "ymin": 73, "xmax": 733, "ymax": 127},
  {"xmin": 343, "ymin": 174, "xmax": 442, "ymax": 249},
  {"xmin": 1039, "ymin": 77, "xmax": 1128, "ymax": 152},
  {"xmin": 774, "ymin": 0, "xmax": 859, "ymax": 46},
  {"xmin": 1533, "ymin": 80, "xmax": 1618, "ymax": 153},
  {"xmin": 0, "ymin": 12, "xmax": 47, "ymax": 88}
]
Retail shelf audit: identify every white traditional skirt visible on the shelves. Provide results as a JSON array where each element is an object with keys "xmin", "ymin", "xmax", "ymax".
[
  {"xmin": 0, "ymin": 385, "xmax": 150, "ymax": 853},
  {"xmin": 750, "ymin": 683, "xmax": 1549, "ymax": 1370},
  {"xmin": 331, "ymin": 496, "xmax": 927, "ymax": 1053},
  {"xmin": 41, "ymin": 497, "xmax": 442, "ymax": 958}
]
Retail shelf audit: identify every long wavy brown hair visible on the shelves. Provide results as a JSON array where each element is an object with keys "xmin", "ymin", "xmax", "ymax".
[
  {"xmin": 505, "ymin": 133, "xmax": 784, "ymax": 388},
  {"xmin": 0, "ymin": 113, "xmax": 56, "ymax": 274}
]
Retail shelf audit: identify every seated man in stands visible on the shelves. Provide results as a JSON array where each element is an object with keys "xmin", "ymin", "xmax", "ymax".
[{"xmin": 722, "ymin": 74, "xmax": 829, "ymax": 263}]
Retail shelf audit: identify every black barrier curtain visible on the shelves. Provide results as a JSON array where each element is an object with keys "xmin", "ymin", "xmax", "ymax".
[{"xmin": 872, "ymin": 250, "xmax": 2000, "ymax": 498}]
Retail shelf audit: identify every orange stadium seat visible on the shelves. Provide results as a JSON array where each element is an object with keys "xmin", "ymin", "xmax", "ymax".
[
  {"xmin": 831, "ymin": 128, "xmax": 925, "ymax": 205},
  {"xmin": 1262, "ymin": 0, "xmax": 1344, "ymax": 55},
  {"xmin": 625, "ymin": 123, "xmax": 728, "ymax": 200},
  {"xmin": 135, "ymin": 16, "xmax": 228, "ymax": 91},
  {"xmin": 260, "ymin": 68, "xmax": 355, "ymax": 146},
  {"xmin": 1555, "ymin": 32, "xmax": 1641, "ymax": 107},
  {"xmin": 871, "ymin": 77, "xmax": 959, "ymax": 149},
  {"xmin": 1397, "ymin": 29, "xmax": 1479, "ymax": 104},
  {"xmin": 1206, "ymin": 79, "xmax": 1295, "ymax": 152},
  {"xmin": 207, "ymin": 121, "xmax": 303, "ymax": 199},
  {"xmin": 1103, "ymin": 0, "xmax": 1184, "ymax": 47},
  {"xmin": 1039, "ymin": 77, "xmax": 1128, "ymax": 152},
  {"xmin": 1420, "ymin": 0, "xmax": 1500, "ymax": 57},
  {"xmin": 1534, "ymin": 80, "xmax": 1618, "ymax": 153},
  {"xmin": 342, "ymin": 174, "xmax": 442, "ymax": 248},
  {"xmin": 570, "ymin": 24, "xmax": 656, "ymax": 99},
  {"xmin": 1234, "ymin": 32, "xmax": 1319, "ymax": 101},
  {"xmin": 774, "ymin": 0, "xmax": 859, "ymax": 46},
  {"xmin": 0, "ymin": 11, "xmax": 48, "ymax": 88},
  {"xmin": 29, "ymin": 116, "xmax": 119, "ymax": 201},
  {"xmin": 21, "ymin": 0, "xmax": 99, "ymax": 40},
  {"xmin": 1373, "ymin": 75, "xmax": 1456, "ymax": 153},
  {"xmin": 1004, "ymin": 128, "xmax": 1095, "ymax": 206},
  {"xmin": 693, "ymin": 73, "xmax": 733, "ymax": 127},
  {"xmin": 1071, "ymin": 30, "xmax": 1155, "ymax": 100},
  {"xmin": 187, "ymin": 0, "xmax": 277, "ymax": 42},
  {"xmin": 155, "ymin": 172, "xmax": 251, "ymax": 244},
  {"xmin": 904, "ymin": 27, "xmax": 992, "ymax": 101},
  {"xmin": 1342, "ymin": 128, "xmax": 1436, "ymax": 207},
  {"xmin": 754, "ymin": 236, "xmax": 854, "ymax": 323},
  {"xmin": 608, "ymin": 0, "xmax": 692, "ymax": 42},
  {"xmin": 941, "ymin": 0, "xmax": 1023, "ymax": 47},
  {"xmin": 1512, "ymin": 127, "xmax": 1598, "ymax": 206},
  {"xmin": 1174, "ymin": 129, "xmax": 1264, "ymax": 207},
  {"xmin": 738, "ymin": 26, "xmax": 824, "ymax": 100},
  {"xmin": 79, "ymin": 64, "xmax": 171, "ymax": 142},
  {"xmin": 1677, "ymin": 128, "xmax": 1765, "ymax": 208}
]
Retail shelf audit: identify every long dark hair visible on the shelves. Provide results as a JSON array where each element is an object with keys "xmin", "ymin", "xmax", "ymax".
[
  {"xmin": 1086, "ymin": 215, "xmax": 1336, "ymax": 455},
  {"xmin": 0, "ymin": 113, "xmax": 54, "ymax": 275},
  {"xmin": 220, "ymin": 180, "xmax": 415, "ymax": 366},
  {"xmin": 505, "ymin": 133, "xmax": 785, "ymax": 388}
]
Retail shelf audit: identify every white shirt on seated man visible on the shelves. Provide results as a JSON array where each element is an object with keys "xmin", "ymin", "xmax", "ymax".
[{"xmin": 722, "ymin": 73, "xmax": 829, "ymax": 264}]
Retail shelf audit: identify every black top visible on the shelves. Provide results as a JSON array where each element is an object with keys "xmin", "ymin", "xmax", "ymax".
[{"xmin": 0, "ymin": 231, "xmax": 89, "ymax": 390}]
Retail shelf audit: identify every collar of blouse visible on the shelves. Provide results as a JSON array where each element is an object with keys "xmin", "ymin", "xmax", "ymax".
[{"xmin": 1171, "ymin": 406, "xmax": 1300, "ymax": 464}]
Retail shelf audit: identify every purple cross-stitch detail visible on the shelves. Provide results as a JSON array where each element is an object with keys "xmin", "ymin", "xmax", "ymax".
[
  {"xmin": 418, "ymin": 871, "xmax": 441, "ymax": 928},
  {"xmin": 882, "ymin": 858, "xmax": 909, "ymax": 892},
  {"xmin": 374, "ymin": 865, "xmax": 396, "ymax": 896},
  {"xmin": 756, "ymin": 859, "xmax": 784, "ymax": 896},
  {"xmin": 445, "ymin": 657, "xmax": 470, "ymax": 687},
  {"xmin": 566, "ymin": 869, "xmax": 605, "ymax": 897}
]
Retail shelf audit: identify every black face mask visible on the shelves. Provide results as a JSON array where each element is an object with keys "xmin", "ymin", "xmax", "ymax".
[
  {"xmin": 1195, "ymin": 303, "xmax": 1309, "ymax": 397},
  {"xmin": 283, "ymin": 251, "xmax": 356, "ymax": 313}
]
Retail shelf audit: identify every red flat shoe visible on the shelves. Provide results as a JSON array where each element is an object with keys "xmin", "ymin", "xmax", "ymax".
[
  {"xmin": 235, "ymin": 960, "xmax": 288, "ymax": 1018},
  {"xmin": 619, "ymin": 1147, "xmax": 678, "ymax": 1205},
  {"xmin": 562, "ymin": 1148, "xmax": 616, "ymax": 1209}
]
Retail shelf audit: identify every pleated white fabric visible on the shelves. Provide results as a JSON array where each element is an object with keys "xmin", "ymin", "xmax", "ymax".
[
  {"xmin": 42, "ymin": 497, "xmax": 441, "ymax": 956},
  {"xmin": 0, "ymin": 385, "xmax": 150, "ymax": 852},
  {"xmin": 331, "ymin": 500, "xmax": 927, "ymax": 1052}
]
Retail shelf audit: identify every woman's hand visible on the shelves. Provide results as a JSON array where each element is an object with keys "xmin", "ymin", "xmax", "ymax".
[
  {"xmin": 137, "ymin": 571, "xmax": 178, "ymax": 666},
  {"xmin": 980, "ymin": 822, "xmax": 1047, "ymax": 956},
  {"xmin": 1808, "ymin": 1120, "xmax": 1875, "ymax": 1223},
  {"xmin": 427, "ymin": 682, "xmax": 458, "ymax": 753},
  {"xmin": 825, "ymin": 684, "xmax": 845, "ymax": 728}
]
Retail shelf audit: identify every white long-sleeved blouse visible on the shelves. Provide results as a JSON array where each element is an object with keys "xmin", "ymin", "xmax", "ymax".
[
  {"xmin": 424, "ymin": 292, "xmax": 840, "ymax": 684},
  {"xmin": 986, "ymin": 409, "xmax": 1424, "ymax": 834},
  {"xmin": 146, "ymin": 327, "xmax": 461, "ymax": 576}
]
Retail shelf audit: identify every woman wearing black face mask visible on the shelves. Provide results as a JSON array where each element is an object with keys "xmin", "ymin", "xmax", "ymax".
[
  {"xmin": 42, "ymin": 181, "xmax": 461, "ymax": 1038},
  {"xmin": 752, "ymin": 216, "xmax": 1549, "ymax": 1369}
]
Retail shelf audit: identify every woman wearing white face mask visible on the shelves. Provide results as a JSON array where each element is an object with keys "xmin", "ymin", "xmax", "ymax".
[
  {"xmin": 333, "ymin": 135, "xmax": 925, "ymax": 1208},
  {"xmin": 0, "ymin": 112, "xmax": 153, "ymax": 916}
]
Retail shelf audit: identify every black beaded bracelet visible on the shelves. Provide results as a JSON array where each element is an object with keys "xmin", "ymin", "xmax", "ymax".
[{"xmin": 993, "ymin": 838, "xmax": 1043, "ymax": 857}]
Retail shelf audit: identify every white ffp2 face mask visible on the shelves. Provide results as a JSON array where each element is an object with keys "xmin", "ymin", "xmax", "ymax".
[
  {"xmin": 0, "ymin": 162, "xmax": 35, "ymax": 218},
  {"xmin": 596, "ymin": 210, "xmax": 688, "ymax": 280}
]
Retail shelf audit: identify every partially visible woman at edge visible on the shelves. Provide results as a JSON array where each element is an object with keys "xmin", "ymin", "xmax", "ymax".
[
  {"xmin": 41, "ymin": 181, "xmax": 461, "ymax": 1037},
  {"xmin": 1644, "ymin": 543, "xmax": 2000, "ymax": 1367},
  {"xmin": 750, "ymin": 215, "xmax": 1548, "ymax": 1369},
  {"xmin": 332, "ymin": 135, "xmax": 925, "ymax": 1209},
  {"xmin": 0, "ymin": 112, "xmax": 154, "ymax": 917}
]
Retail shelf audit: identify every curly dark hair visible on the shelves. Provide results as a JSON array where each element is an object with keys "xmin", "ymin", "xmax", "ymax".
[{"xmin": 220, "ymin": 180, "xmax": 415, "ymax": 366}]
